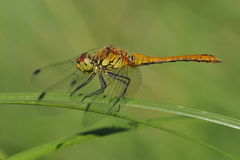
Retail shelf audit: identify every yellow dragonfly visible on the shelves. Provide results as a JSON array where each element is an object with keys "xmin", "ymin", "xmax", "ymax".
[{"xmin": 32, "ymin": 45, "xmax": 221, "ymax": 125}]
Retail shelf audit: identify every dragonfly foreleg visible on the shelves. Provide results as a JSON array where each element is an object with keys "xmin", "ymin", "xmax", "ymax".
[
  {"xmin": 106, "ymin": 72, "xmax": 130, "ymax": 113},
  {"xmin": 81, "ymin": 73, "xmax": 107, "ymax": 103},
  {"xmin": 70, "ymin": 73, "xmax": 96, "ymax": 97}
]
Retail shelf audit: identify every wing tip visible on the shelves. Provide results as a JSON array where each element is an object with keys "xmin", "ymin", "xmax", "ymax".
[{"xmin": 33, "ymin": 69, "xmax": 41, "ymax": 75}]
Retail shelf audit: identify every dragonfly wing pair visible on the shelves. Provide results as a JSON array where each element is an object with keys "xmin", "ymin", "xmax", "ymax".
[{"xmin": 32, "ymin": 52, "xmax": 141, "ymax": 125}]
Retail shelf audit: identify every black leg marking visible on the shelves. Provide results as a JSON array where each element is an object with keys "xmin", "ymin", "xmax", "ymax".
[
  {"xmin": 106, "ymin": 72, "xmax": 130, "ymax": 113},
  {"xmin": 70, "ymin": 73, "xmax": 96, "ymax": 97},
  {"xmin": 81, "ymin": 73, "xmax": 107, "ymax": 102},
  {"xmin": 38, "ymin": 92, "xmax": 46, "ymax": 100}
]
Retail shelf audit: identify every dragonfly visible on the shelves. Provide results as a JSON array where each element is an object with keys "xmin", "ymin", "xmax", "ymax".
[{"xmin": 32, "ymin": 45, "xmax": 221, "ymax": 125}]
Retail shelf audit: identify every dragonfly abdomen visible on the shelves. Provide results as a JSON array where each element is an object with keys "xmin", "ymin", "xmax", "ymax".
[{"xmin": 130, "ymin": 53, "xmax": 221, "ymax": 66}]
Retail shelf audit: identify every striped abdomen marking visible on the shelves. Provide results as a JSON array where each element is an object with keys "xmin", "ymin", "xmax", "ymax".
[{"xmin": 130, "ymin": 53, "xmax": 221, "ymax": 66}]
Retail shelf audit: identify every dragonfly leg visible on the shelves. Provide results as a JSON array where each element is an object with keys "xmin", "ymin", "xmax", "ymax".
[
  {"xmin": 106, "ymin": 72, "xmax": 130, "ymax": 113},
  {"xmin": 70, "ymin": 73, "xmax": 96, "ymax": 97},
  {"xmin": 81, "ymin": 73, "xmax": 107, "ymax": 103}
]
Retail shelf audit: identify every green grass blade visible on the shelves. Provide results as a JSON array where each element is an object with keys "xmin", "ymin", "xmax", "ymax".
[
  {"xmin": 5, "ymin": 127, "xmax": 131, "ymax": 160},
  {"xmin": 127, "ymin": 98, "xmax": 240, "ymax": 130},
  {"xmin": 2, "ymin": 116, "xmax": 191, "ymax": 160},
  {"xmin": 118, "ymin": 114, "xmax": 239, "ymax": 160},
  {"xmin": 0, "ymin": 93, "xmax": 239, "ymax": 160},
  {"xmin": 4, "ymin": 123, "xmax": 238, "ymax": 160},
  {"xmin": 0, "ymin": 93, "xmax": 239, "ymax": 130}
]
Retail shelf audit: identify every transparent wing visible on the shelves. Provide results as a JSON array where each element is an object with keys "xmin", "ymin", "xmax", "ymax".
[
  {"xmin": 32, "ymin": 48, "xmax": 100, "ymax": 89},
  {"xmin": 31, "ymin": 49, "xmax": 101, "ymax": 119},
  {"xmin": 31, "ymin": 56, "xmax": 91, "ymax": 116},
  {"xmin": 32, "ymin": 58, "xmax": 78, "ymax": 89}
]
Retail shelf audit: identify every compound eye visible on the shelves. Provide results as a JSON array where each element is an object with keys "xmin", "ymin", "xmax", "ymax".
[{"xmin": 79, "ymin": 53, "xmax": 88, "ymax": 62}]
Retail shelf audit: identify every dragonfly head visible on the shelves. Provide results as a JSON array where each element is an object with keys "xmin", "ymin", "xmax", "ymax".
[{"xmin": 76, "ymin": 53, "xmax": 94, "ymax": 73}]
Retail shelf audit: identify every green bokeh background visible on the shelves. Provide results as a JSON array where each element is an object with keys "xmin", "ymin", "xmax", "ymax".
[{"xmin": 0, "ymin": 0, "xmax": 239, "ymax": 159}]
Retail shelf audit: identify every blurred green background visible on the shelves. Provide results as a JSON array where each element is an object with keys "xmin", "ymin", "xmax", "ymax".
[{"xmin": 0, "ymin": 0, "xmax": 240, "ymax": 159}]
